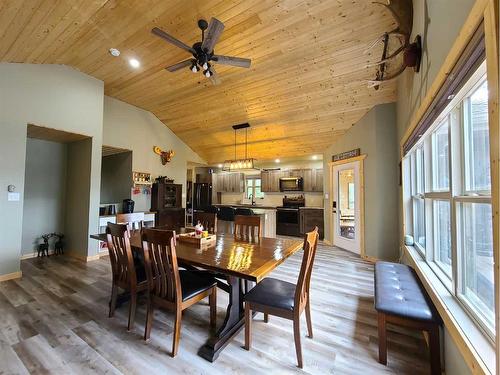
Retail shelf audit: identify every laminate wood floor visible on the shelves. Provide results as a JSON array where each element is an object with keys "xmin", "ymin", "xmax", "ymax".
[{"xmin": 0, "ymin": 243, "xmax": 430, "ymax": 374}]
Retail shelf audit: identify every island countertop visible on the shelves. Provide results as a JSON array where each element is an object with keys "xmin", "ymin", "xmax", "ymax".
[{"xmin": 214, "ymin": 204, "xmax": 277, "ymax": 210}]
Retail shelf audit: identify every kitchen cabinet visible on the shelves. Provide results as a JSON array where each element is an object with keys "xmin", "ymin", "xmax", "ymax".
[
  {"xmin": 313, "ymin": 168, "xmax": 324, "ymax": 192},
  {"xmin": 261, "ymin": 168, "xmax": 323, "ymax": 192},
  {"xmin": 302, "ymin": 169, "xmax": 313, "ymax": 192},
  {"xmin": 213, "ymin": 172, "xmax": 244, "ymax": 193},
  {"xmin": 299, "ymin": 208, "xmax": 324, "ymax": 239},
  {"xmin": 260, "ymin": 168, "xmax": 323, "ymax": 193},
  {"xmin": 261, "ymin": 169, "xmax": 288, "ymax": 192}
]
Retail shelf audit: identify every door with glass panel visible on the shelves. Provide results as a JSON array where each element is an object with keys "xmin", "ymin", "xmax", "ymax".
[{"xmin": 332, "ymin": 161, "xmax": 361, "ymax": 253}]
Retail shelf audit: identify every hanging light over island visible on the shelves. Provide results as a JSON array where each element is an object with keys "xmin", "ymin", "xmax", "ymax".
[{"xmin": 222, "ymin": 123, "xmax": 259, "ymax": 172}]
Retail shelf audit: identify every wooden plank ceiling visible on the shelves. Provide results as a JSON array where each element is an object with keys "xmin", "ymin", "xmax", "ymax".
[{"xmin": 0, "ymin": 0, "xmax": 397, "ymax": 163}]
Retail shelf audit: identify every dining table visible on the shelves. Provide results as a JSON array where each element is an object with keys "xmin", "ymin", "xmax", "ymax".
[{"xmin": 90, "ymin": 229, "xmax": 303, "ymax": 362}]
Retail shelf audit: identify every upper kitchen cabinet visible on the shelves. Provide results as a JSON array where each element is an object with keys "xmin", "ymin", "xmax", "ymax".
[
  {"xmin": 312, "ymin": 168, "xmax": 323, "ymax": 192},
  {"xmin": 262, "ymin": 168, "xmax": 323, "ymax": 192},
  {"xmin": 261, "ymin": 169, "xmax": 289, "ymax": 192},
  {"xmin": 213, "ymin": 172, "xmax": 245, "ymax": 193}
]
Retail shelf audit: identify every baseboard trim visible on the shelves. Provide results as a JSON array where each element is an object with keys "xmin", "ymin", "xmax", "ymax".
[
  {"xmin": 20, "ymin": 250, "xmax": 56, "ymax": 260},
  {"xmin": 362, "ymin": 254, "xmax": 378, "ymax": 263},
  {"xmin": 0, "ymin": 271, "xmax": 22, "ymax": 282},
  {"xmin": 67, "ymin": 251, "xmax": 100, "ymax": 263}
]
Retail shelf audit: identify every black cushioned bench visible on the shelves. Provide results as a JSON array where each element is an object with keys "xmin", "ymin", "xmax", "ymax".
[{"xmin": 374, "ymin": 261, "xmax": 442, "ymax": 375}]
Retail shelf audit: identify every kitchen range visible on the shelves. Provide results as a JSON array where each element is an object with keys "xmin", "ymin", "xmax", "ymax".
[{"xmin": 276, "ymin": 195, "xmax": 305, "ymax": 237}]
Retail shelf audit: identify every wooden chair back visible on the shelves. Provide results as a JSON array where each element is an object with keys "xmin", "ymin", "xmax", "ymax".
[
  {"xmin": 141, "ymin": 228, "xmax": 180, "ymax": 303},
  {"xmin": 234, "ymin": 215, "xmax": 261, "ymax": 242},
  {"xmin": 116, "ymin": 212, "xmax": 144, "ymax": 231},
  {"xmin": 193, "ymin": 212, "xmax": 217, "ymax": 233},
  {"xmin": 106, "ymin": 222, "xmax": 137, "ymax": 287},
  {"xmin": 294, "ymin": 227, "xmax": 319, "ymax": 310}
]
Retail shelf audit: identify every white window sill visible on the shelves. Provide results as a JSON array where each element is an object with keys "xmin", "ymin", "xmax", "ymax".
[{"xmin": 403, "ymin": 245, "xmax": 495, "ymax": 374}]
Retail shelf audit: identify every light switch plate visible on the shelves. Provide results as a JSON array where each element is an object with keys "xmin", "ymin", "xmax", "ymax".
[{"xmin": 7, "ymin": 192, "xmax": 20, "ymax": 201}]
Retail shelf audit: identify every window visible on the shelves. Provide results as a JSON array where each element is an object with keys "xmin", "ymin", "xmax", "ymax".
[
  {"xmin": 464, "ymin": 80, "xmax": 490, "ymax": 192},
  {"xmin": 433, "ymin": 200, "xmax": 451, "ymax": 274},
  {"xmin": 403, "ymin": 63, "xmax": 494, "ymax": 338},
  {"xmin": 246, "ymin": 177, "xmax": 264, "ymax": 199},
  {"xmin": 432, "ymin": 119, "xmax": 449, "ymax": 191}
]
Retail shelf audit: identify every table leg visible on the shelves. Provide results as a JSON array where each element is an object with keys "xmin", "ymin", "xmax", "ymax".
[{"xmin": 198, "ymin": 275, "xmax": 244, "ymax": 362}]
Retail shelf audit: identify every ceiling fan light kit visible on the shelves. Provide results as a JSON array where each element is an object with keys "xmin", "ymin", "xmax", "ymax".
[{"xmin": 151, "ymin": 17, "xmax": 251, "ymax": 85}]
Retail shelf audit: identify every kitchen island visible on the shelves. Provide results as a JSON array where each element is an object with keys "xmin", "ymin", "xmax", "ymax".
[{"xmin": 214, "ymin": 204, "xmax": 277, "ymax": 238}]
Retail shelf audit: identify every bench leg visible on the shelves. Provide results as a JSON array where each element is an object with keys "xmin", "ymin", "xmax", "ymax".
[
  {"xmin": 429, "ymin": 325, "xmax": 441, "ymax": 375},
  {"xmin": 378, "ymin": 312, "xmax": 387, "ymax": 365}
]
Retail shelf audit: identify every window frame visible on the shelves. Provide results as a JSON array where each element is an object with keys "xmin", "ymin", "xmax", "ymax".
[
  {"xmin": 245, "ymin": 176, "xmax": 264, "ymax": 200},
  {"xmin": 403, "ymin": 62, "xmax": 494, "ymax": 341}
]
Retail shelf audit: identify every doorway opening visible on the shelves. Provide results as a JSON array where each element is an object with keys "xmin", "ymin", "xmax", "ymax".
[
  {"xmin": 21, "ymin": 124, "xmax": 92, "ymax": 259},
  {"xmin": 330, "ymin": 156, "xmax": 365, "ymax": 255}
]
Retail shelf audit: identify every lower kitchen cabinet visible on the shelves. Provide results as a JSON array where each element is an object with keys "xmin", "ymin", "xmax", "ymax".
[{"xmin": 299, "ymin": 208, "xmax": 324, "ymax": 239}]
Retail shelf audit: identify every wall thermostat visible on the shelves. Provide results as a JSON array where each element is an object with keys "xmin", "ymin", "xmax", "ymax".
[{"xmin": 7, "ymin": 185, "xmax": 15, "ymax": 193}]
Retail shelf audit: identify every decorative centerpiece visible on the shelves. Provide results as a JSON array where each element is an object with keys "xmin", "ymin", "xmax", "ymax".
[{"xmin": 178, "ymin": 222, "xmax": 216, "ymax": 247}]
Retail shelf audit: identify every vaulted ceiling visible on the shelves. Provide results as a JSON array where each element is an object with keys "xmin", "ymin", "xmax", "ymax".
[{"xmin": 0, "ymin": 0, "xmax": 397, "ymax": 163}]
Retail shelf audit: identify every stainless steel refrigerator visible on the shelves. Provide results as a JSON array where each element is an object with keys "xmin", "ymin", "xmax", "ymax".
[{"xmin": 193, "ymin": 183, "xmax": 212, "ymax": 212}]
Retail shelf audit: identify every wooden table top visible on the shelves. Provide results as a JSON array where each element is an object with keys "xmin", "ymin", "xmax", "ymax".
[{"xmin": 91, "ymin": 232, "xmax": 303, "ymax": 282}]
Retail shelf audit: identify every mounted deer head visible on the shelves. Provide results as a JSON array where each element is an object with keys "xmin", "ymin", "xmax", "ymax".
[
  {"xmin": 366, "ymin": 0, "xmax": 421, "ymax": 89},
  {"xmin": 153, "ymin": 146, "xmax": 175, "ymax": 165}
]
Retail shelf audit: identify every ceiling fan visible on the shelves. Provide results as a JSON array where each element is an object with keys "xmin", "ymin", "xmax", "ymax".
[{"xmin": 151, "ymin": 18, "xmax": 251, "ymax": 85}]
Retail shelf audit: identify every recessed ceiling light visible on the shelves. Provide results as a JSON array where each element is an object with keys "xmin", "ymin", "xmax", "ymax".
[
  {"xmin": 129, "ymin": 58, "xmax": 140, "ymax": 68},
  {"xmin": 312, "ymin": 155, "xmax": 318, "ymax": 160},
  {"xmin": 217, "ymin": 164, "xmax": 223, "ymax": 168},
  {"xmin": 275, "ymin": 159, "xmax": 280, "ymax": 163},
  {"xmin": 109, "ymin": 48, "xmax": 120, "ymax": 57}
]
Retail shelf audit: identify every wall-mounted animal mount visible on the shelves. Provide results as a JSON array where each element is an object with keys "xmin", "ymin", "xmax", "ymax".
[
  {"xmin": 153, "ymin": 146, "xmax": 175, "ymax": 165},
  {"xmin": 366, "ymin": 0, "xmax": 421, "ymax": 89}
]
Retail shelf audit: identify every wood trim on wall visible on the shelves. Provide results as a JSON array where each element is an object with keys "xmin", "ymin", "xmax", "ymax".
[
  {"xmin": 399, "ymin": 0, "xmax": 489, "ymax": 155},
  {"xmin": 483, "ymin": 1, "xmax": 499, "ymax": 373},
  {"xmin": 399, "ymin": 0, "xmax": 499, "ymax": 374},
  {"xmin": 0, "ymin": 271, "xmax": 22, "ymax": 282},
  {"xmin": 328, "ymin": 154, "xmax": 366, "ymax": 258}
]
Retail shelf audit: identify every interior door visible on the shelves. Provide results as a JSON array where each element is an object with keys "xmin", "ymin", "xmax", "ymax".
[{"xmin": 332, "ymin": 161, "xmax": 361, "ymax": 254}]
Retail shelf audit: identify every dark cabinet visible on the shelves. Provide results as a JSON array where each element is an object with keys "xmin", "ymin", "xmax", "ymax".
[
  {"xmin": 151, "ymin": 182, "xmax": 182, "ymax": 210},
  {"xmin": 299, "ymin": 208, "xmax": 324, "ymax": 239},
  {"xmin": 151, "ymin": 182, "xmax": 185, "ymax": 230},
  {"xmin": 156, "ymin": 208, "xmax": 185, "ymax": 231}
]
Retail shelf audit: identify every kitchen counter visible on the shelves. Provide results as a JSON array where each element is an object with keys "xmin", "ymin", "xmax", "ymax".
[
  {"xmin": 214, "ymin": 204, "xmax": 277, "ymax": 210},
  {"xmin": 98, "ymin": 211, "xmax": 156, "ymax": 228},
  {"xmin": 99, "ymin": 211, "xmax": 156, "ymax": 218},
  {"xmin": 299, "ymin": 207, "xmax": 324, "ymax": 210}
]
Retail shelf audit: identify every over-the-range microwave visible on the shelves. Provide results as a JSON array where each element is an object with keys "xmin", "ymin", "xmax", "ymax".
[{"xmin": 279, "ymin": 177, "xmax": 304, "ymax": 192}]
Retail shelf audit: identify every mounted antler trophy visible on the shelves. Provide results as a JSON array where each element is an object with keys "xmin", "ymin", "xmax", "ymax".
[
  {"xmin": 153, "ymin": 146, "xmax": 175, "ymax": 165},
  {"xmin": 366, "ymin": 0, "xmax": 421, "ymax": 89}
]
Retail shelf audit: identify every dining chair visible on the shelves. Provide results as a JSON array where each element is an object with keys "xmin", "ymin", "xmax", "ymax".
[
  {"xmin": 105, "ymin": 222, "xmax": 148, "ymax": 331},
  {"xmin": 116, "ymin": 212, "xmax": 144, "ymax": 230},
  {"xmin": 243, "ymin": 227, "xmax": 319, "ymax": 368},
  {"xmin": 193, "ymin": 211, "xmax": 217, "ymax": 233},
  {"xmin": 234, "ymin": 215, "xmax": 261, "ymax": 241},
  {"xmin": 141, "ymin": 228, "xmax": 217, "ymax": 357}
]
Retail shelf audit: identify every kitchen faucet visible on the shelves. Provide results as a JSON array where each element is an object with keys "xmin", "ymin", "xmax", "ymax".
[{"xmin": 249, "ymin": 193, "xmax": 256, "ymax": 206}]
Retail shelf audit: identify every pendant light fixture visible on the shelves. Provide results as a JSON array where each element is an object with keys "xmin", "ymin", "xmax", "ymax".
[{"xmin": 222, "ymin": 123, "xmax": 259, "ymax": 171}]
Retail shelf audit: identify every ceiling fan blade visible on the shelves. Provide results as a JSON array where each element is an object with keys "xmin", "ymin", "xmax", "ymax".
[
  {"xmin": 212, "ymin": 55, "xmax": 251, "ymax": 68},
  {"xmin": 201, "ymin": 18, "xmax": 225, "ymax": 53},
  {"xmin": 209, "ymin": 68, "xmax": 221, "ymax": 85},
  {"xmin": 165, "ymin": 59, "xmax": 194, "ymax": 72},
  {"xmin": 151, "ymin": 27, "xmax": 195, "ymax": 54}
]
